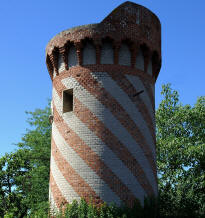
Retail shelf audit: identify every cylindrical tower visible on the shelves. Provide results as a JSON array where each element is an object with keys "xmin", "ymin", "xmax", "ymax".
[{"xmin": 46, "ymin": 1, "xmax": 161, "ymax": 210}]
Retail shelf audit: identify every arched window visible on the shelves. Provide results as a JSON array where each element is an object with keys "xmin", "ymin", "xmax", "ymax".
[
  {"xmin": 58, "ymin": 54, "xmax": 65, "ymax": 73},
  {"xmin": 135, "ymin": 48, "xmax": 144, "ymax": 71},
  {"xmin": 118, "ymin": 43, "xmax": 131, "ymax": 66},
  {"xmin": 82, "ymin": 41, "xmax": 96, "ymax": 65},
  {"xmin": 100, "ymin": 41, "xmax": 114, "ymax": 64},
  {"xmin": 68, "ymin": 44, "xmax": 77, "ymax": 67}
]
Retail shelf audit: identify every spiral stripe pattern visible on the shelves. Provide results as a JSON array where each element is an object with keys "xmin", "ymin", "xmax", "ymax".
[{"xmin": 49, "ymin": 69, "xmax": 157, "ymax": 210}]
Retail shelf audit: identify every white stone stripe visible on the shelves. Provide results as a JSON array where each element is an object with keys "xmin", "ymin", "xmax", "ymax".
[
  {"xmin": 52, "ymin": 121, "xmax": 122, "ymax": 205},
  {"xmin": 89, "ymin": 72, "xmax": 155, "ymax": 156},
  {"xmin": 125, "ymin": 74, "xmax": 155, "ymax": 124},
  {"xmin": 49, "ymin": 186, "xmax": 58, "ymax": 213},
  {"xmin": 60, "ymin": 104, "xmax": 146, "ymax": 201},
  {"xmin": 59, "ymin": 79, "xmax": 157, "ymax": 193},
  {"xmin": 50, "ymin": 154, "xmax": 80, "ymax": 203}
]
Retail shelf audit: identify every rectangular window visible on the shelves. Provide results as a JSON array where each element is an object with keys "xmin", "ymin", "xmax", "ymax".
[{"xmin": 63, "ymin": 89, "xmax": 73, "ymax": 113}]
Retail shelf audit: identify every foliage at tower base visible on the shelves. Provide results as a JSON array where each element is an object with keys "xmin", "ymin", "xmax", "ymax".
[
  {"xmin": 31, "ymin": 198, "xmax": 158, "ymax": 218},
  {"xmin": 0, "ymin": 85, "xmax": 204, "ymax": 217}
]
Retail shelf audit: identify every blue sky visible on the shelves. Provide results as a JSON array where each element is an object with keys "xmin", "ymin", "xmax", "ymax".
[{"xmin": 0, "ymin": 0, "xmax": 204, "ymax": 157}]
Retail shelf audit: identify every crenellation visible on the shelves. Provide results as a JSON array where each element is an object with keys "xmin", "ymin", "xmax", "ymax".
[{"xmin": 47, "ymin": 37, "xmax": 161, "ymax": 79}]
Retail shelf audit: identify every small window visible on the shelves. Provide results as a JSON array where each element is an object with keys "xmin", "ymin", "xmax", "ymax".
[{"xmin": 63, "ymin": 89, "xmax": 73, "ymax": 113}]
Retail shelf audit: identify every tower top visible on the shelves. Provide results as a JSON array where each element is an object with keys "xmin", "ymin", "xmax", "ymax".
[{"xmin": 46, "ymin": 1, "xmax": 161, "ymax": 80}]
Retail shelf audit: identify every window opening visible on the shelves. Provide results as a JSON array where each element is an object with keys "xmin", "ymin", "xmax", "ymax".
[{"xmin": 63, "ymin": 89, "xmax": 73, "ymax": 113}]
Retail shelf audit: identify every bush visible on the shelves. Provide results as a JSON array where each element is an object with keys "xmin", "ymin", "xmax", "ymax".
[{"xmin": 30, "ymin": 196, "xmax": 159, "ymax": 218}]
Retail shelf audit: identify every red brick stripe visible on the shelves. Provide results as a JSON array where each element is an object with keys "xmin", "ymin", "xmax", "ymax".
[
  {"xmin": 74, "ymin": 97, "xmax": 155, "ymax": 196},
  {"xmin": 52, "ymin": 62, "xmax": 155, "ymax": 83},
  {"xmin": 50, "ymin": 172, "xmax": 68, "ymax": 209},
  {"xmin": 51, "ymin": 139, "xmax": 102, "ymax": 205},
  {"xmin": 53, "ymin": 104, "xmax": 137, "ymax": 206},
  {"xmin": 105, "ymin": 71, "xmax": 155, "ymax": 141}
]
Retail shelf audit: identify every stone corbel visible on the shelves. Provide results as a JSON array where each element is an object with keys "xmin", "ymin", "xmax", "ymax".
[{"xmin": 130, "ymin": 43, "xmax": 139, "ymax": 68}]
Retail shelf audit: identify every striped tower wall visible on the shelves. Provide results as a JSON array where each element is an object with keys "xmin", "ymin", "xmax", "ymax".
[{"xmin": 46, "ymin": 1, "xmax": 161, "ymax": 210}]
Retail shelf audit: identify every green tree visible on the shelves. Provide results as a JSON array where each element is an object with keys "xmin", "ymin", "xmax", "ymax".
[
  {"xmin": 156, "ymin": 84, "xmax": 205, "ymax": 217},
  {"xmin": 0, "ymin": 103, "xmax": 51, "ymax": 217}
]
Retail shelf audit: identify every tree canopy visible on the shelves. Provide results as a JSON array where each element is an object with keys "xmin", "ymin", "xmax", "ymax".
[
  {"xmin": 156, "ymin": 84, "xmax": 205, "ymax": 217},
  {"xmin": 0, "ymin": 104, "xmax": 51, "ymax": 217},
  {"xmin": 0, "ymin": 85, "xmax": 204, "ymax": 217}
]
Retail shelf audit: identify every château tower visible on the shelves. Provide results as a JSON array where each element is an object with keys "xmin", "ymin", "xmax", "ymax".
[{"xmin": 46, "ymin": 1, "xmax": 161, "ymax": 210}]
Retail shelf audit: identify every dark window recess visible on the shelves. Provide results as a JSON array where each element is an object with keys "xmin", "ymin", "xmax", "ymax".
[{"xmin": 63, "ymin": 89, "xmax": 73, "ymax": 113}]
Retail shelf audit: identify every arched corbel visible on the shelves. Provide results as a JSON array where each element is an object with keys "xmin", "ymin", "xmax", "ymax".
[
  {"xmin": 74, "ymin": 41, "xmax": 83, "ymax": 66},
  {"xmin": 113, "ymin": 41, "xmax": 121, "ymax": 65},
  {"xmin": 59, "ymin": 45, "xmax": 68, "ymax": 70},
  {"xmin": 94, "ymin": 39, "xmax": 102, "ymax": 65},
  {"xmin": 132, "ymin": 43, "xmax": 140, "ymax": 68},
  {"xmin": 127, "ymin": 41, "xmax": 136, "ymax": 68}
]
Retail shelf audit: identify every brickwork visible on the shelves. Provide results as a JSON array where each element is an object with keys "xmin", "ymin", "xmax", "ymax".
[
  {"xmin": 135, "ymin": 49, "xmax": 145, "ymax": 71},
  {"xmin": 46, "ymin": 1, "xmax": 161, "ymax": 211}
]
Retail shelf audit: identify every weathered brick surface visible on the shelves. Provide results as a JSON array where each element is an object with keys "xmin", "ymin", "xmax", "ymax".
[
  {"xmin": 52, "ymin": 139, "xmax": 102, "ymax": 204},
  {"xmin": 50, "ymin": 172, "xmax": 68, "ymax": 208},
  {"xmin": 46, "ymin": 1, "xmax": 161, "ymax": 210},
  {"xmin": 53, "ymin": 104, "xmax": 137, "ymax": 206}
]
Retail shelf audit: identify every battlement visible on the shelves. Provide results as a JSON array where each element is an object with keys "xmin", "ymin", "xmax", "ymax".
[{"xmin": 46, "ymin": 1, "xmax": 161, "ymax": 81}]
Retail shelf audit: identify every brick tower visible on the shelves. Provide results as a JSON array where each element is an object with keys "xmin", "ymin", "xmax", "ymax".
[{"xmin": 46, "ymin": 1, "xmax": 161, "ymax": 210}]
